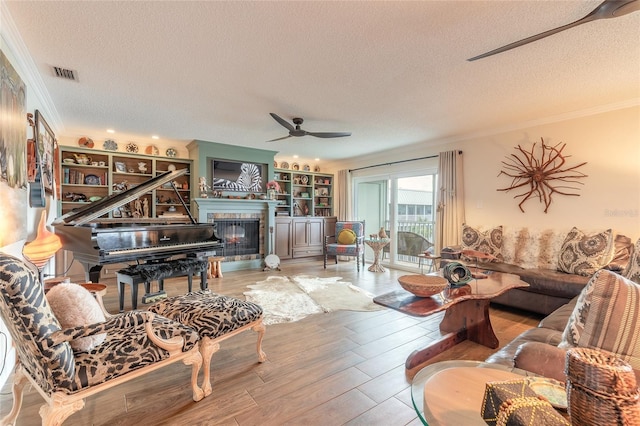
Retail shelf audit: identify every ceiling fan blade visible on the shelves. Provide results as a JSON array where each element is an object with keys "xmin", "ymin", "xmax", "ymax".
[
  {"xmin": 266, "ymin": 135, "xmax": 293, "ymax": 142},
  {"xmin": 467, "ymin": 0, "xmax": 640, "ymax": 61},
  {"xmin": 269, "ymin": 113, "xmax": 294, "ymax": 132},
  {"xmin": 306, "ymin": 132, "xmax": 352, "ymax": 139}
]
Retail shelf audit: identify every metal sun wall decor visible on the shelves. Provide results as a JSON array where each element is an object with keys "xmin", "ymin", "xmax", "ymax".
[{"xmin": 497, "ymin": 138, "xmax": 587, "ymax": 213}]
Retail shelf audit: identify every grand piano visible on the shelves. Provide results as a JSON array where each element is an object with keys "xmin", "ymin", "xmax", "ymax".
[{"xmin": 53, "ymin": 169, "xmax": 223, "ymax": 283}]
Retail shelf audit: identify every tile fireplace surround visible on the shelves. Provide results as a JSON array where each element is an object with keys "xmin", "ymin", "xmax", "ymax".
[{"xmin": 193, "ymin": 198, "xmax": 279, "ymax": 272}]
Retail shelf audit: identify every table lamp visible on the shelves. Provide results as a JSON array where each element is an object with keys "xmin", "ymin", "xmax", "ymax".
[{"xmin": 22, "ymin": 210, "xmax": 62, "ymax": 283}]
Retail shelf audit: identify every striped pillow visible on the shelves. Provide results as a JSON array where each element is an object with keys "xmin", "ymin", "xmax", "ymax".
[{"xmin": 559, "ymin": 269, "xmax": 640, "ymax": 370}]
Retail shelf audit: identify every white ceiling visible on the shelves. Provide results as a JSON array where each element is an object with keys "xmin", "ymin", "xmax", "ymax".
[{"xmin": 5, "ymin": 1, "xmax": 640, "ymax": 163}]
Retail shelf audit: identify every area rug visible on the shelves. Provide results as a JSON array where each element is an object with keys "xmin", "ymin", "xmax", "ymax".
[{"xmin": 244, "ymin": 275, "xmax": 383, "ymax": 325}]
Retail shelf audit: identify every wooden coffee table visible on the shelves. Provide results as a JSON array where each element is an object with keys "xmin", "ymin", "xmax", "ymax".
[{"xmin": 373, "ymin": 270, "xmax": 528, "ymax": 378}]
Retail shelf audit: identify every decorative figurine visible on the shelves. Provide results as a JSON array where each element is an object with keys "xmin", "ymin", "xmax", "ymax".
[
  {"xmin": 378, "ymin": 227, "xmax": 388, "ymax": 239},
  {"xmin": 199, "ymin": 176, "xmax": 209, "ymax": 197}
]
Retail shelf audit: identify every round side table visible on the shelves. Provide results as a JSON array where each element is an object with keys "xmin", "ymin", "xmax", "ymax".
[{"xmin": 364, "ymin": 239, "xmax": 390, "ymax": 272}]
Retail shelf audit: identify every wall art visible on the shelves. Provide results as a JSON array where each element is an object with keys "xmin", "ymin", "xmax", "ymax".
[
  {"xmin": 497, "ymin": 138, "xmax": 587, "ymax": 213},
  {"xmin": 0, "ymin": 49, "xmax": 28, "ymax": 245}
]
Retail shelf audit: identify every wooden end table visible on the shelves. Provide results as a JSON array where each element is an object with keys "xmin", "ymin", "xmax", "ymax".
[
  {"xmin": 417, "ymin": 254, "xmax": 441, "ymax": 274},
  {"xmin": 373, "ymin": 270, "xmax": 528, "ymax": 378}
]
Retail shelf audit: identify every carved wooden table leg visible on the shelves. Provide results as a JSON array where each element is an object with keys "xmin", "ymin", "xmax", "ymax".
[
  {"xmin": 405, "ymin": 298, "xmax": 499, "ymax": 379},
  {"xmin": 440, "ymin": 299, "xmax": 499, "ymax": 349}
]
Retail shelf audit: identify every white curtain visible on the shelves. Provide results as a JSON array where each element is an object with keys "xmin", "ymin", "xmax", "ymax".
[
  {"xmin": 435, "ymin": 150, "xmax": 465, "ymax": 253},
  {"xmin": 336, "ymin": 169, "xmax": 351, "ymax": 220}
]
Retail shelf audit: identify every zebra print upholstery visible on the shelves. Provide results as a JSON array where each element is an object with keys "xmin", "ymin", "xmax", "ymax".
[
  {"xmin": 148, "ymin": 290, "xmax": 266, "ymax": 396},
  {"xmin": 149, "ymin": 290, "xmax": 263, "ymax": 339},
  {"xmin": 0, "ymin": 254, "xmax": 205, "ymax": 425}
]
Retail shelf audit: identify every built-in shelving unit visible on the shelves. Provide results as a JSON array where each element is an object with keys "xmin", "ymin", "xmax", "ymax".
[
  {"xmin": 58, "ymin": 146, "xmax": 193, "ymax": 219},
  {"xmin": 273, "ymin": 168, "xmax": 333, "ymax": 217}
]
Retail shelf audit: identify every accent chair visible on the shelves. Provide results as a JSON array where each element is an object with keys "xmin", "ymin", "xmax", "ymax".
[{"xmin": 323, "ymin": 221, "xmax": 365, "ymax": 271}]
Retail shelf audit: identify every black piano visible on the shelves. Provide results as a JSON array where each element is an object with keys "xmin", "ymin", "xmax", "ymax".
[{"xmin": 53, "ymin": 169, "xmax": 223, "ymax": 283}]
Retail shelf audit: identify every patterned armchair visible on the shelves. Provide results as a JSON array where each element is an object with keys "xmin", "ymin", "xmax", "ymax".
[
  {"xmin": 0, "ymin": 254, "xmax": 205, "ymax": 426},
  {"xmin": 323, "ymin": 221, "xmax": 365, "ymax": 271}
]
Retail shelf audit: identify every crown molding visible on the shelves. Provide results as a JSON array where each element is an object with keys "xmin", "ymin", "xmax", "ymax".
[{"xmin": 1, "ymin": 0, "xmax": 63, "ymax": 133}]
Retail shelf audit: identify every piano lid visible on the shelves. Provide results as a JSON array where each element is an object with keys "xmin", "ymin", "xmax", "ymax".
[{"xmin": 56, "ymin": 169, "xmax": 189, "ymax": 226}]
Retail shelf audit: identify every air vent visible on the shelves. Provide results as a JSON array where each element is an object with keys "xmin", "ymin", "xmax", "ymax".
[{"xmin": 51, "ymin": 66, "xmax": 78, "ymax": 82}]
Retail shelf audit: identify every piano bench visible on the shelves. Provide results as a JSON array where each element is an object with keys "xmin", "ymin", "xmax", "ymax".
[
  {"xmin": 117, "ymin": 259, "xmax": 209, "ymax": 312},
  {"xmin": 148, "ymin": 290, "xmax": 266, "ymax": 397}
]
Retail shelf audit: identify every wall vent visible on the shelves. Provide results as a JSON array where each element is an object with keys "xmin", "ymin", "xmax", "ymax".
[{"xmin": 51, "ymin": 66, "xmax": 78, "ymax": 82}]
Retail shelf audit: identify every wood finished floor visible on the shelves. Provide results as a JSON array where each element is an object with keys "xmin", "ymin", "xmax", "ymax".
[{"xmin": 0, "ymin": 259, "xmax": 542, "ymax": 425}]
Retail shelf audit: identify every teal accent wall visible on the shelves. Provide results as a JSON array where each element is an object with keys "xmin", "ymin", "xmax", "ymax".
[{"xmin": 187, "ymin": 140, "xmax": 278, "ymax": 189}]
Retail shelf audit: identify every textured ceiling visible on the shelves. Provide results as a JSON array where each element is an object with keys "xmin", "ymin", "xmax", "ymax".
[{"xmin": 4, "ymin": 1, "xmax": 640, "ymax": 163}]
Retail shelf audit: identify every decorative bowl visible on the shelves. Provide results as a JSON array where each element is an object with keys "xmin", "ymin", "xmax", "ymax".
[{"xmin": 398, "ymin": 275, "xmax": 448, "ymax": 297}]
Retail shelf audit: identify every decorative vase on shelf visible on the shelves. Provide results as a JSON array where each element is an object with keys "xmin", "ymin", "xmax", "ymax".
[{"xmin": 268, "ymin": 189, "xmax": 277, "ymax": 200}]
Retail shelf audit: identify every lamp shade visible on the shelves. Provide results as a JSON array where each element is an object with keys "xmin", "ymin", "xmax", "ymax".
[{"xmin": 23, "ymin": 210, "xmax": 62, "ymax": 269}]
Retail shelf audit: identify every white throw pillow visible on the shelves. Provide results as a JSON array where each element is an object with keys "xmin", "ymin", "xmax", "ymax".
[{"xmin": 46, "ymin": 283, "xmax": 106, "ymax": 352}]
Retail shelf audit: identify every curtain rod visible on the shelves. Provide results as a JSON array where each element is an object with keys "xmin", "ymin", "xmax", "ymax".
[{"xmin": 348, "ymin": 150, "xmax": 461, "ymax": 173}]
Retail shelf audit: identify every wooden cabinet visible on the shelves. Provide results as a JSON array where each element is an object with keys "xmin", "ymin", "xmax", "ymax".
[
  {"xmin": 273, "ymin": 168, "xmax": 333, "ymax": 217},
  {"xmin": 58, "ymin": 146, "xmax": 192, "ymax": 219},
  {"xmin": 275, "ymin": 217, "xmax": 293, "ymax": 260},
  {"xmin": 274, "ymin": 217, "xmax": 334, "ymax": 259}
]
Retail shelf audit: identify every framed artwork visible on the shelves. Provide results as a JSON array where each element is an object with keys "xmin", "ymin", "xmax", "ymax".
[
  {"xmin": 211, "ymin": 159, "xmax": 265, "ymax": 192},
  {"xmin": 35, "ymin": 110, "xmax": 56, "ymax": 194},
  {"xmin": 0, "ymin": 49, "xmax": 28, "ymax": 245}
]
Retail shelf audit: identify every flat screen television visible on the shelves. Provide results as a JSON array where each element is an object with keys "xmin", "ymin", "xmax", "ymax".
[{"xmin": 211, "ymin": 159, "xmax": 266, "ymax": 192}]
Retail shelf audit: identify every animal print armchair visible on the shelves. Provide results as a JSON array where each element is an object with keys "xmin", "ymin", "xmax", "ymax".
[
  {"xmin": 324, "ymin": 221, "xmax": 366, "ymax": 271},
  {"xmin": 0, "ymin": 254, "xmax": 204, "ymax": 426}
]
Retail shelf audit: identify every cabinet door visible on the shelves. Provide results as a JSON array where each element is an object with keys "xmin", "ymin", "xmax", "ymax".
[
  {"xmin": 292, "ymin": 220, "xmax": 310, "ymax": 248},
  {"xmin": 275, "ymin": 218, "xmax": 293, "ymax": 259},
  {"xmin": 307, "ymin": 218, "xmax": 324, "ymax": 248}
]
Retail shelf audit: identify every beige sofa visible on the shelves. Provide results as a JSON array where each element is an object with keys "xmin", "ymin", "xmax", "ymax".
[{"xmin": 443, "ymin": 225, "xmax": 634, "ymax": 315}]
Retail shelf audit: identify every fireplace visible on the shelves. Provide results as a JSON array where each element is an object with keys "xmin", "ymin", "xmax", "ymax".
[
  {"xmin": 215, "ymin": 218, "xmax": 260, "ymax": 257},
  {"xmin": 193, "ymin": 197, "xmax": 279, "ymax": 270}
]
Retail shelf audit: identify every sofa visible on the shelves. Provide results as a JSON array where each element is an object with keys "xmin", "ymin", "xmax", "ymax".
[
  {"xmin": 485, "ymin": 248, "xmax": 640, "ymax": 384},
  {"xmin": 442, "ymin": 225, "xmax": 635, "ymax": 315}
]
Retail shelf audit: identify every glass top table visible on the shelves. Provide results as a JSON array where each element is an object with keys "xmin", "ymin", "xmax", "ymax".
[{"xmin": 411, "ymin": 360, "xmax": 536, "ymax": 425}]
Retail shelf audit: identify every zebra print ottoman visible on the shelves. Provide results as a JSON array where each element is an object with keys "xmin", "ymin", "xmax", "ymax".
[{"xmin": 148, "ymin": 290, "xmax": 266, "ymax": 396}]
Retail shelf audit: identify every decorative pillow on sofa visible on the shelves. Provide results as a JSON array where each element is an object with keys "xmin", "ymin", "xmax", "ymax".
[
  {"xmin": 557, "ymin": 227, "xmax": 613, "ymax": 276},
  {"xmin": 337, "ymin": 229, "xmax": 358, "ymax": 245},
  {"xmin": 605, "ymin": 234, "xmax": 634, "ymax": 272},
  {"xmin": 623, "ymin": 238, "xmax": 640, "ymax": 284},
  {"xmin": 558, "ymin": 269, "xmax": 640, "ymax": 371},
  {"xmin": 461, "ymin": 224, "xmax": 503, "ymax": 261},
  {"xmin": 46, "ymin": 283, "xmax": 106, "ymax": 352}
]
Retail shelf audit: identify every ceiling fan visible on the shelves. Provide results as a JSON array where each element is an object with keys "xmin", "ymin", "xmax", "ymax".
[
  {"xmin": 468, "ymin": 0, "xmax": 640, "ymax": 61},
  {"xmin": 266, "ymin": 113, "xmax": 351, "ymax": 142}
]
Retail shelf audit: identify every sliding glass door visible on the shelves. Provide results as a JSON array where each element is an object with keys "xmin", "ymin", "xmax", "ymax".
[{"xmin": 354, "ymin": 170, "xmax": 437, "ymax": 271}]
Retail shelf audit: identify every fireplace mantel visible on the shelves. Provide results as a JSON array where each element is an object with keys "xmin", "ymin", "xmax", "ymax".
[{"xmin": 193, "ymin": 198, "xmax": 280, "ymax": 271}]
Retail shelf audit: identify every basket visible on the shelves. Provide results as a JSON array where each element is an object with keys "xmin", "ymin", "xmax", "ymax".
[
  {"xmin": 566, "ymin": 347, "xmax": 640, "ymax": 425},
  {"xmin": 398, "ymin": 274, "xmax": 448, "ymax": 297}
]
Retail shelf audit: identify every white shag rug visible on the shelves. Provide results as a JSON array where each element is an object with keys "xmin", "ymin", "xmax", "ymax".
[{"xmin": 244, "ymin": 275, "xmax": 382, "ymax": 325}]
